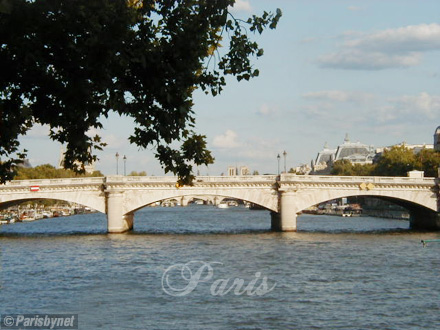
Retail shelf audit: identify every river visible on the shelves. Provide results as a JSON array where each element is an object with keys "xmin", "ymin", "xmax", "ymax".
[{"xmin": 1, "ymin": 205, "xmax": 439, "ymax": 329}]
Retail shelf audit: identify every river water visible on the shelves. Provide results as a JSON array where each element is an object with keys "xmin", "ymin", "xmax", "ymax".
[{"xmin": 1, "ymin": 205, "xmax": 439, "ymax": 329}]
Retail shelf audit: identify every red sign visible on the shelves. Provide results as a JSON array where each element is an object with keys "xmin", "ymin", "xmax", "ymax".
[{"xmin": 30, "ymin": 186, "xmax": 40, "ymax": 192}]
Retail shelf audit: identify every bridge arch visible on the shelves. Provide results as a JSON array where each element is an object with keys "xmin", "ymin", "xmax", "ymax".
[
  {"xmin": 0, "ymin": 193, "xmax": 105, "ymax": 214},
  {"xmin": 123, "ymin": 189, "xmax": 277, "ymax": 215},
  {"xmin": 293, "ymin": 189, "xmax": 437, "ymax": 215}
]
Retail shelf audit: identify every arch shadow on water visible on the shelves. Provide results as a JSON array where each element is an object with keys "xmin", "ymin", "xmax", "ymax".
[{"xmin": 0, "ymin": 203, "xmax": 424, "ymax": 238}]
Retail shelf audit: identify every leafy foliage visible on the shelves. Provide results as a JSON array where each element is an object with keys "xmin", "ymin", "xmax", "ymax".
[
  {"xmin": 14, "ymin": 164, "xmax": 103, "ymax": 180},
  {"xmin": 128, "ymin": 170, "xmax": 147, "ymax": 176},
  {"xmin": 331, "ymin": 146, "xmax": 440, "ymax": 177},
  {"xmin": 331, "ymin": 159, "xmax": 375, "ymax": 176},
  {"xmin": 373, "ymin": 145, "xmax": 417, "ymax": 176},
  {"xmin": 0, "ymin": 0, "xmax": 282, "ymax": 185},
  {"xmin": 415, "ymin": 148, "xmax": 440, "ymax": 177}
]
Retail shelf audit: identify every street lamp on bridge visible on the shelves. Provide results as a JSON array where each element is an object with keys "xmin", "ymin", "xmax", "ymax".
[
  {"xmin": 277, "ymin": 154, "xmax": 281, "ymax": 175},
  {"xmin": 283, "ymin": 150, "xmax": 287, "ymax": 173},
  {"xmin": 115, "ymin": 152, "xmax": 120, "ymax": 175},
  {"xmin": 123, "ymin": 155, "xmax": 127, "ymax": 176}
]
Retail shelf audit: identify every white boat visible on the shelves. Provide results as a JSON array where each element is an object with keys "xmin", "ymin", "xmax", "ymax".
[
  {"xmin": 21, "ymin": 217, "xmax": 37, "ymax": 222},
  {"xmin": 217, "ymin": 203, "xmax": 229, "ymax": 209}
]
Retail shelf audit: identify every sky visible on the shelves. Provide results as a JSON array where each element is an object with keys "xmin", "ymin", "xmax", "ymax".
[{"xmin": 19, "ymin": 0, "xmax": 440, "ymax": 176}]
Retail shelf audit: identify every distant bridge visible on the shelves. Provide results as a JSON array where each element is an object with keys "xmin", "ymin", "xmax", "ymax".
[{"xmin": 0, "ymin": 174, "xmax": 438, "ymax": 232}]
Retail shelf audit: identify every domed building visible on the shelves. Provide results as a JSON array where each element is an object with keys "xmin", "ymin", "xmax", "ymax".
[
  {"xmin": 334, "ymin": 134, "xmax": 375, "ymax": 164},
  {"xmin": 311, "ymin": 142, "xmax": 336, "ymax": 174},
  {"xmin": 434, "ymin": 126, "xmax": 440, "ymax": 152},
  {"xmin": 312, "ymin": 134, "xmax": 376, "ymax": 174}
]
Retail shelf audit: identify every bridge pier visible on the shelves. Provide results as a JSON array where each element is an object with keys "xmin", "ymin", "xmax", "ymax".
[
  {"xmin": 409, "ymin": 206, "xmax": 440, "ymax": 231},
  {"xmin": 271, "ymin": 191, "xmax": 297, "ymax": 232},
  {"xmin": 107, "ymin": 191, "xmax": 133, "ymax": 233},
  {"xmin": 180, "ymin": 196, "xmax": 190, "ymax": 207}
]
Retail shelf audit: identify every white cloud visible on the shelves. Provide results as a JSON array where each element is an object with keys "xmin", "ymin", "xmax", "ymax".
[
  {"xmin": 346, "ymin": 23, "xmax": 440, "ymax": 52},
  {"xmin": 318, "ymin": 23, "xmax": 440, "ymax": 70},
  {"xmin": 300, "ymin": 37, "xmax": 319, "ymax": 44},
  {"xmin": 229, "ymin": 0, "xmax": 252, "ymax": 13},
  {"xmin": 348, "ymin": 6, "xmax": 363, "ymax": 11},
  {"xmin": 319, "ymin": 50, "xmax": 421, "ymax": 70},
  {"xmin": 302, "ymin": 90, "xmax": 374, "ymax": 103},
  {"xmin": 241, "ymin": 136, "xmax": 281, "ymax": 160},
  {"xmin": 24, "ymin": 124, "xmax": 50, "ymax": 139},
  {"xmin": 257, "ymin": 103, "xmax": 277, "ymax": 116},
  {"xmin": 212, "ymin": 130, "xmax": 241, "ymax": 148},
  {"xmin": 374, "ymin": 105, "xmax": 399, "ymax": 123},
  {"xmin": 388, "ymin": 92, "xmax": 440, "ymax": 119}
]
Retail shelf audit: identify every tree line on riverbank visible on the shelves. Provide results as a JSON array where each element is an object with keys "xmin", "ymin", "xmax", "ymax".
[
  {"xmin": 13, "ymin": 164, "xmax": 147, "ymax": 180},
  {"xmin": 331, "ymin": 146, "xmax": 440, "ymax": 177}
]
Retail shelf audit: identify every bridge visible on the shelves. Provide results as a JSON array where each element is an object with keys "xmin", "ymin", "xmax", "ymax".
[{"xmin": 0, "ymin": 174, "xmax": 438, "ymax": 232}]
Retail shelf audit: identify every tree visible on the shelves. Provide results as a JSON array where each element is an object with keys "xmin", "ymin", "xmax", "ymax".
[
  {"xmin": 373, "ymin": 145, "xmax": 417, "ymax": 176},
  {"xmin": 14, "ymin": 164, "xmax": 103, "ymax": 180},
  {"xmin": 415, "ymin": 148, "xmax": 440, "ymax": 177},
  {"xmin": 331, "ymin": 159, "xmax": 375, "ymax": 176},
  {"xmin": 331, "ymin": 159, "xmax": 355, "ymax": 176},
  {"xmin": 0, "ymin": 0, "xmax": 281, "ymax": 184},
  {"xmin": 129, "ymin": 170, "xmax": 147, "ymax": 176}
]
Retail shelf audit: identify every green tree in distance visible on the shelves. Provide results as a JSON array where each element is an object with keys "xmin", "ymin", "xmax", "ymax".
[
  {"xmin": 331, "ymin": 159, "xmax": 375, "ymax": 176},
  {"xmin": 331, "ymin": 145, "xmax": 440, "ymax": 177},
  {"xmin": 415, "ymin": 148, "xmax": 440, "ymax": 177},
  {"xmin": 0, "ymin": 0, "xmax": 281, "ymax": 184},
  {"xmin": 373, "ymin": 145, "xmax": 417, "ymax": 176},
  {"xmin": 14, "ymin": 164, "xmax": 103, "ymax": 180},
  {"xmin": 129, "ymin": 170, "xmax": 147, "ymax": 176}
]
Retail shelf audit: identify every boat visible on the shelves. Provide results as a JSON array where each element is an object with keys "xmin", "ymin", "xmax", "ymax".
[
  {"xmin": 217, "ymin": 203, "xmax": 229, "ymax": 209},
  {"xmin": 21, "ymin": 216, "xmax": 37, "ymax": 222},
  {"xmin": 421, "ymin": 239, "xmax": 440, "ymax": 247}
]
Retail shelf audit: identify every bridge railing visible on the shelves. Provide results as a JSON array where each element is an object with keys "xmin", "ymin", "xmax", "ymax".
[
  {"xmin": 105, "ymin": 175, "xmax": 278, "ymax": 183},
  {"xmin": 2, "ymin": 174, "xmax": 434, "ymax": 188},
  {"xmin": 1, "ymin": 177, "xmax": 105, "ymax": 187},
  {"xmin": 280, "ymin": 174, "xmax": 436, "ymax": 185}
]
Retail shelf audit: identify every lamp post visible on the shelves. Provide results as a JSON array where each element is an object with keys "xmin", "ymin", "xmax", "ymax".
[
  {"xmin": 277, "ymin": 154, "xmax": 281, "ymax": 175},
  {"xmin": 123, "ymin": 155, "xmax": 127, "ymax": 176},
  {"xmin": 115, "ymin": 152, "xmax": 119, "ymax": 175},
  {"xmin": 283, "ymin": 150, "xmax": 287, "ymax": 173}
]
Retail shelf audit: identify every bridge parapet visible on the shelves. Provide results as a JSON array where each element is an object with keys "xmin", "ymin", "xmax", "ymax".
[
  {"xmin": 104, "ymin": 175, "xmax": 277, "ymax": 184},
  {"xmin": 280, "ymin": 174, "xmax": 436, "ymax": 185},
  {"xmin": 1, "ymin": 177, "xmax": 105, "ymax": 188}
]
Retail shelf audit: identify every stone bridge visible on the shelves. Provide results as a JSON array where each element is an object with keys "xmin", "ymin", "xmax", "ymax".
[{"xmin": 0, "ymin": 174, "xmax": 438, "ymax": 232}]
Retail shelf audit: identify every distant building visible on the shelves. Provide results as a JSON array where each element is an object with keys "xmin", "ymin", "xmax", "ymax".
[
  {"xmin": 377, "ymin": 142, "xmax": 433, "ymax": 155},
  {"xmin": 434, "ymin": 126, "xmax": 440, "ymax": 152},
  {"xmin": 311, "ymin": 127, "xmax": 438, "ymax": 175},
  {"xmin": 334, "ymin": 134, "xmax": 375, "ymax": 164},
  {"xmin": 58, "ymin": 147, "xmax": 95, "ymax": 174},
  {"xmin": 239, "ymin": 166, "xmax": 250, "ymax": 176},
  {"xmin": 227, "ymin": 166, "xmax": 237, "ymax": 176},
  {"xmin": 227, "ymin": 166, "xmax": 250, "ymax": 176},
  {"xmin": 16, "ymin": 159, "xmax": 32, "ymax": 168},
  {"xmin": 312, "ymin": 142, "xmax": 336, "ymax": 174},
  {"xmin": 293, "ymin": 163, "xmax": 312, "ymax": 175},
  {"xmin": 311, "ymin": 134, "xmax": 375, "ymax": 174}
]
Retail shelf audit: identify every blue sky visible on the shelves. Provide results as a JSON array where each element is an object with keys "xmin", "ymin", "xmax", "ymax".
[{"xmin": 19, "ymin": 0, "xmax": 440, "ymax": 175}]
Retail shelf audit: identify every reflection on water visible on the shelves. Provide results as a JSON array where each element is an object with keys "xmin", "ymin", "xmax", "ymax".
[{"xmin": 1, "ymin": 205, "xmax": 439, "ymax": 329}]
